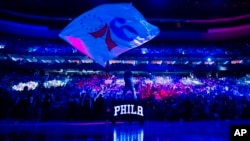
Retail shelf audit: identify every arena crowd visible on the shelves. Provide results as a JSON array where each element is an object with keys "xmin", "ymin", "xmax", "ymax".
[{"xmin": 0, "ymin": 70, "xmax": 250, "ymax": 121}]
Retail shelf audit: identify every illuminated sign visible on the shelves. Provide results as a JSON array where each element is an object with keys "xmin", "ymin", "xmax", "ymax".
[
  {"xmin": 111, "ymin": 101, "xmax": 145, "ymax": 123},
  {"xmin": 114, "ymin": 104, "xmax": 143, "ymax": 117}
]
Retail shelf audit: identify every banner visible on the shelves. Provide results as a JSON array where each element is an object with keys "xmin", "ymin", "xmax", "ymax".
[{"xmin": 59, "ymin": 3, "xmax": 160, "ymax": 67}]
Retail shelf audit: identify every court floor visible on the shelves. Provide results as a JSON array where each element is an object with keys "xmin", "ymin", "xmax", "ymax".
[{"xmin": 1, "ymin": 120, "xmax": 250, "ymax": 141}]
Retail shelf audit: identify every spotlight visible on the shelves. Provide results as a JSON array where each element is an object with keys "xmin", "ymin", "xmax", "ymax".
[
  {"xmin": 141, "ymin": 48, "xmax": 148, "ymax": 54},
  {"xmin": 0, "ymin": 45, "xmax": 5, "ymax": 49}
]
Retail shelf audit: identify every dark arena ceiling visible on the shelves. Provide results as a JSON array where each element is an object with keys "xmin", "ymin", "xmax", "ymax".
[
  {"xmin": 1, "ymin": 0, "xmax": 250, "ymax": 41},
  {"xmin": 1, "ymin": 0, "xmax": 250, "ymax": 18},
  {"xmin": 0, "ymin": 0, "xmax": 250, "ymax": 72}
]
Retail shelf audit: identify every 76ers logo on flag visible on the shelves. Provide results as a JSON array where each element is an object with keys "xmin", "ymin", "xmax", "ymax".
[
  {"xmin": 80, "ymin": 14, "xmax": 139, "ymax": 51},
  {"xmin": 59, "ymin": 3, "xmax": 159, "ymax": 67}
]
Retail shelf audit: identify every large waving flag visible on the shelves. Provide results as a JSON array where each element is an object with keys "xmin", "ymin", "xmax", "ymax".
[{"xmin": 59, "ymin": 3, "xmax": 160, "ymax": 67}]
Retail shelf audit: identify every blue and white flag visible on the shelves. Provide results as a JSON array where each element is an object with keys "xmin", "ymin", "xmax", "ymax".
[{"xmin": 59, "ymin": 3, "xmax": 160, "ymax": 67}]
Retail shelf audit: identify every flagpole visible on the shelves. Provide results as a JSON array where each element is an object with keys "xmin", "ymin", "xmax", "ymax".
[{"xmin": 104, "ymin": 61, "xmax": 110, "ymax": 78}]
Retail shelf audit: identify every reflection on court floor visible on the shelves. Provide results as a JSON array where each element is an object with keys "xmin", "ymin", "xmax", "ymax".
[{"xmin": 1, "ymin": 121, "xmax": 250, "ymax": 141}]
